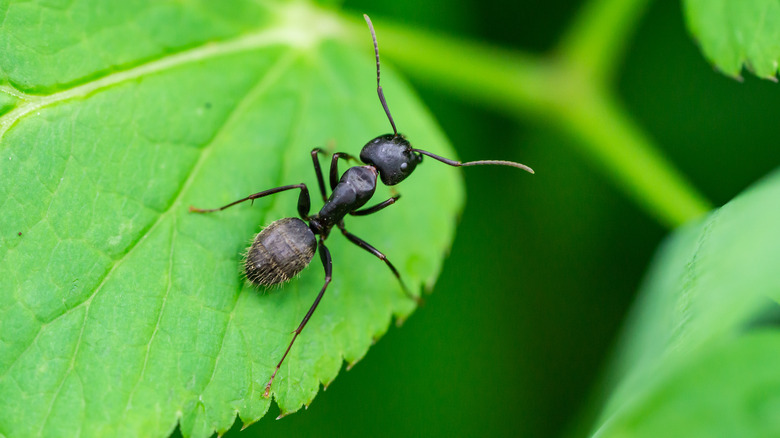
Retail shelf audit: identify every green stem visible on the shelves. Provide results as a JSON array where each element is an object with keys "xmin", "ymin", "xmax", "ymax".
[
  {"xmin": 553, "ymin": 78, "xmax": 711, "ymax": 226},
  {"xmin": 341, "ymin": 15, "xmax": 711, "ymax": 228},
  {"xmin": 558, "ymin": 0, "xmax": 654, "ymax": 83}
]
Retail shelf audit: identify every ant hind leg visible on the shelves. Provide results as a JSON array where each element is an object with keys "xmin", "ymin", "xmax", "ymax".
[
  {"xmin": 337, "ymin": 223, "xmax": 421, "ymax": 305},
  {"xmin": 264, "ymin": 238, "xmax": 333, "ymax": 397}
]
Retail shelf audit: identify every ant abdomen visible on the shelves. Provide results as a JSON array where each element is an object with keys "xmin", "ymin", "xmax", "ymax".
[{"xmin": 245, "ymin": 217, "xmax": 316, "ymax": 286}]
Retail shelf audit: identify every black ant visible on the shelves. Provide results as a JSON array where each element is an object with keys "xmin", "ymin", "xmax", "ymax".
[{"xmin": 189, "ymin": 14, "xmax": 534, "ymax": 398}]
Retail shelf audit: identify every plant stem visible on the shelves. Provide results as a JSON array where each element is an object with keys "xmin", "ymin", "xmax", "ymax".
[
  {"xmin": 340, "ymin": 15, "xmax": 711, "ymax": 228},
  {"xmin": 557, "ymin": 0, "xmax": 654, "ymax": 83},
  {"xmin": 551, "ymin": 73, "xmax": 711, "ymax": 226}
]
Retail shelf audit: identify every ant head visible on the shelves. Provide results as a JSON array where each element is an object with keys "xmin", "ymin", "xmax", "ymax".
[{"xmin": 360, "ymin": 134, "xmax": 423, "ymax": 186}]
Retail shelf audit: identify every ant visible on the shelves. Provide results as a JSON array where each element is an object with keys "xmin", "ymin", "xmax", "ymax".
[{"xmin": 189, "ymin": 14, "xmax": 534, "ymax": 398}]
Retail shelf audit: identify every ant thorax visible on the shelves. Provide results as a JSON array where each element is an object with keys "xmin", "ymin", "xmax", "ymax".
[{"xmin": 315, "ymin": 166, "xmax": 378, "ymax": 228}]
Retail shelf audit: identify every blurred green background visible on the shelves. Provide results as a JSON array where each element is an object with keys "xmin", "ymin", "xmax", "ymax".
[{"xmin": 211, "ymin": 0, "xmax": 780, "ymax": 436}]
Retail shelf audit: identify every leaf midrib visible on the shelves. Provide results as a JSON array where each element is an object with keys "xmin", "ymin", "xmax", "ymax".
[{"xmin": 0, "ymin": 13, "xmax": 343, "ymax": 141}]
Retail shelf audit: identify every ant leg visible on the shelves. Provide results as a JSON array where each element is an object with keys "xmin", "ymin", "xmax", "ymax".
[
  {"xmin": 264, "ymin": 238, "xmax": 332, "ymax": 398},
  {"xmin": 337, "ymin": 223, "xmax": 421, "ymax": 305},
  {"xmin": 329, "ymin": 152, "xmax": 358, "ymax": 190},
  {"xmin": 350, "ymin": 194, "xmax": 400, "ymax": 216},
  {"xmin": 310, "ymin": 148, "xmax": 328, "ymax": 203},
  {"xmin": 189, "ymin": 183, "xmax": 311, "ymax": 220}
]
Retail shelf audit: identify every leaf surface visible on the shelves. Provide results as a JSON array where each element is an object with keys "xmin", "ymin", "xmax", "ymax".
[
  {"xmin": 591, "ymin": 168, "xmax": 780, "ymax": 437},
  {"xmin": 684, "ymin": 0, "xmax": 780, "ymax": 80},
  {"xmin": 0, "ymin": 2, "xmax": 463, "ymax": 437}
]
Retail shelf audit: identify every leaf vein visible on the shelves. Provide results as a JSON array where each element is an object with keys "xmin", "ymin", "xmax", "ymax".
[
  {"xmin": 119, "ymin": 215, "xmax": 177, "ymax": 419},
  {"xmin": 36, "ymin": 307, "xmax": 89, "ymax": 437}
]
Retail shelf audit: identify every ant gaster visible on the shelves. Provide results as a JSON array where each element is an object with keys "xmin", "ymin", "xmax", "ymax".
[{"xmin": 189, "ymin": 14, "xmax": 534, "ymax": 398}]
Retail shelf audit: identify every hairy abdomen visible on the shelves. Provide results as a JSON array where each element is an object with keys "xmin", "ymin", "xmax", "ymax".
[{"xmin": 245, "ymin": 217, "xmax": 316, "ymax": 286}]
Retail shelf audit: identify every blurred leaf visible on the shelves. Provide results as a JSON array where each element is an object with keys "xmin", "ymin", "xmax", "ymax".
[
  {"xmin": 594, "ymin": 331, "xmax": 780, "ymax": 437},
  {"xmin": 684, "ymin": 0, "xmax": 780, "ymax": 80},
  {"xmin": 0, "ymin": 1, "xmax": 462, "ymax": 437},
  {"xmin": 591, "ymin": 168, "xmax": 780, "ymax": 437}
]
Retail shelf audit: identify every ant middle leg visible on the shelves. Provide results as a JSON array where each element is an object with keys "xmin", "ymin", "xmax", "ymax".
[
  {"xmin": 189, "ymin": 183, "xmax": 312, "ymax": 220},
  {"xmin": 337, "ymin": 223, "xmax": 421, "ymax": 304},
  {"xmin": 264, "ymin": 238, "xmax": 332, "ymax": 398},
  {"xmin": 350, "ymin": 194, "xmax": 400, "ymax": 216}
]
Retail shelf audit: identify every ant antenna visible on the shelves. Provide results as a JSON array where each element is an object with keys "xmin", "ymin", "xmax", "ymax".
[
  {"xmin": 411, "ymin": 148, "xmax": 535, "ymax": 174},
  {"xmin": 364, "ymin": 14, "xmax": 398, "ymax": 136},
  {"xmin": 362, "ymin": 14, "xmax": 533, "ymax": 175}
]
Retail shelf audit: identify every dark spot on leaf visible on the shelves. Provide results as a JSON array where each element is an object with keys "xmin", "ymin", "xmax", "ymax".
[{"xmin": 744, "ymin": 299, "xmax": 780, "ymax": 331}]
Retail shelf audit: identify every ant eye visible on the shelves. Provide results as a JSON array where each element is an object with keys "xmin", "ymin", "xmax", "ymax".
[{"xmin": 400, "ymin": 162, "xmax": 408, "ymax": 171}]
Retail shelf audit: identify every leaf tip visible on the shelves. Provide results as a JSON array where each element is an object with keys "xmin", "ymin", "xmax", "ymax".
[
  {"xmin": 240, "ymin": 421, "xmax": 254, "ymax": 432},
  {"xmin": 716, "ymin": 66, "xmax": 743, "ymax": 83}
]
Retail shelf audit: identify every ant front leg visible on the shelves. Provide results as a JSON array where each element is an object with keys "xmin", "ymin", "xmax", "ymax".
[
  {"xmin": 337, "ymin": 223, "xmax": 421, "ymax": 305},
  {"xmin": 264, "ymin": 238, "xmax": 332, "ymax": 398},
  {"xmin": 189, "ymin": 183, "xmax": 311, "ymax": 220},
  {"xmin": 311, "ymin": 148, "xmax": 329, "ymax": 203},
  {"xmin": 329, "ymin": 152, "xmax": 358, "ymax": 190}
]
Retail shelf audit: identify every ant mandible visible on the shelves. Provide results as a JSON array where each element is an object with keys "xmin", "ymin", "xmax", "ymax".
[{"xmin": 189, "ymin": 14, "xmax": 534, "ymax": 398}]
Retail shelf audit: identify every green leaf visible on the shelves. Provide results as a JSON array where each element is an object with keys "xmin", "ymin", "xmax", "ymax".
[
  {"xmin": 0, "ymin": 2, "xmax": 463, "ymax": 437},
  {"xmin": 595, "ymin": 331, "xmax": 780, "ymax": 437},
  {"xmin": 684, "ymin": 0, "xmax": 780, "ymax": 80},
  {"xmin": 591, "ymin": 168, "xmax": 780, "ymax": 437}
]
